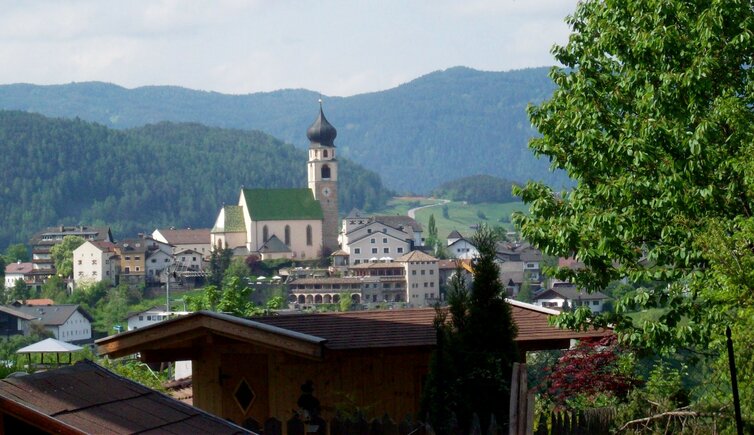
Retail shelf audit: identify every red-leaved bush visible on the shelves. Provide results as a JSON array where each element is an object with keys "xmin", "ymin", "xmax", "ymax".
[{"xmin": 539, "ymin": 335, "xmax": 639, "ymax": 409}]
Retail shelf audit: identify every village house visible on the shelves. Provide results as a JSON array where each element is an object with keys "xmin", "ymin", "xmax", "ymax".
[
  {"xmin": 72, "ymin": 240, "xmax": 119, "ymax": 288},
  {"xmin": 532, "ymin": 284, "xmax": 611, "ymax": 313},
  {"xmin": 445, "ymin": 230, "xmax": 479, "ymax": 259},
  {"xmin": 339, "ymin": 210, "xmax": 424, "ymax": 264},
  {"xmin": 96, "ymin": 302, "xmax": 612, "ymax": 428},
  {"xmin": 152, "ymin": 227, "xmax": 212, "ymax": 257},
  {"xmin": 3, "ymin": 261, "xmax": 34, "ymax": 289},
  {"xmin": 0, "ymin": 306, "xmax": 35, "ymax": 338},
  {"xmin": 289, "ymin": 250, "xmax": 441, "ymax": 307},
  {"xmin": 10, "ymin": 303, "xmax": 93, "ymax": 343}
]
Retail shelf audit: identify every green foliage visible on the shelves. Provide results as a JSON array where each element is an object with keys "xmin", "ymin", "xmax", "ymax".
[
  {"xmin": 516, "ymin": 277, "xmax": 533, "ymax": 303},
  {"xmin": 422, "ymin": 225, "xmax": 518, "ymax": 431},
  {"xmin": 98, "ymin": 358, "xmax": 168, "ymax": 392},
  {"xmin": 3, "ymin": 243, "xmax": 29, "ymax": 263},
  {"xmin": 10, "ymin": 279, "xmax": 30, "ymax": 303},
  {"xmin": 0, "ymin": 111, "xmax": 392, "ymax": 249},
  {"xmin": 433, "ymin": 174, "xmax": 519, "ymax": 204},
  {"xmin": 339, "ymin": 295, "xmax": 353, "ymax": 312},
  {"xmin": 207, "ymin": 248, "xmax": 233, "ymax": 287},
  {"xmin": 515, "ymin": 0, "xmax": 754, "ymax": 357},
  {"xmin": 50, "ymin": 235, "xmax": 85, "ymax": 278}
]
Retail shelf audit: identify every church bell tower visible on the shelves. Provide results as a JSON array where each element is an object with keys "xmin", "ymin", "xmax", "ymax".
[{"xmin": 307, "ymin": 101, "xmax": 339, "ymax": 253}]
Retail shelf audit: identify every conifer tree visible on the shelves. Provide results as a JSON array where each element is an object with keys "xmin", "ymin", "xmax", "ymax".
[{"xmin": 422, "ymin": 225, "xmax": 518, "ymax": 432}]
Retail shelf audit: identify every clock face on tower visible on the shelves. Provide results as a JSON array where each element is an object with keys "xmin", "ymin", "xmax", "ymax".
[{"xmin": 321, "ymin": 187, "xmax": 332, "ymax": 198}]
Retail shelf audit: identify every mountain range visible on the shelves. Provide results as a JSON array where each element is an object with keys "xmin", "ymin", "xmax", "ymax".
[{"xmin": 0, "ymin": 66, "xmax": 566, "ymax": 194}]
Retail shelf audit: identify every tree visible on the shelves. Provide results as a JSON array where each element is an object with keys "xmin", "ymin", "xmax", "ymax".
[
  {"xmin": 428, "ymin": 214, "xmax": 438, "ymax": 241},
  {"xmin": 422, "ymin": 224, "xmax": 518, "ymax": 431},
  {"xmin": 207, "ymin": 247, "xmax": 233, "ymax": 287},
  {"xmin": 515, "ymin": 0, "xmax": 754, "ymax": 355},
  {"xmin": 10, "ymin": 279, "xmax": 30, "ymax": 303},
  {"xmin": 3, "ymin": 243, "xmax": 30, "ymax": 263},
  {"xmin": 50, "ymin": 235, "xmax": 86, "ymax": 278}
]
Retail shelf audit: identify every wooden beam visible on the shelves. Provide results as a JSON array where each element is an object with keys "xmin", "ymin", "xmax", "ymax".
[
  {"xmin": 140, "ymin": 348, "xmax": 200, "ymax": 363},
  {"xmin": 205, "ymin": 317, "xmax": 323, "ymax": 360}
]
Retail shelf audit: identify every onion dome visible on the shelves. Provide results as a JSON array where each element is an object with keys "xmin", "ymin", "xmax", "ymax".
[{"xmin": 306, "ymin": 101, "xmax": 337, "ymax": 147}]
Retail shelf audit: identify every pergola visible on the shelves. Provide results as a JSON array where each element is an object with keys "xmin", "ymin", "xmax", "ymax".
[{"xmin": 16, "ymin": 337, "xmax": 83, "ymax": 368}]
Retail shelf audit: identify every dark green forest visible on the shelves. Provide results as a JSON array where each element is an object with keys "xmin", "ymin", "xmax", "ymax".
[
  {"xmin": 0, "ymin": 111, "xmax": 392, "ymax": 249},
  {"xmin": 0, "ymin": 67, "xmax": 569, "ymax": 193},
  {"xmin": 431, "ymin": 174, "xmax": 518, "ymax": 204}
]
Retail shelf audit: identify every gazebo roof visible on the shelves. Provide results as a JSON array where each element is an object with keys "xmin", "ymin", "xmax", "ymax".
[{"xmin": 16, "ymin": 338, "xmax": 83, "ymax": 354}]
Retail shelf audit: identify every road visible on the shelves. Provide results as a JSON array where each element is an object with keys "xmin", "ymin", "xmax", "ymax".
[{"xmin": 407, "ymin": 199, "xmax": 450, "ymax": 219}]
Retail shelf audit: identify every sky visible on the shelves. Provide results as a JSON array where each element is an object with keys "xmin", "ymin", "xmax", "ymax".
[{"xmin": 0, "ymin": 1, "xmax": 578, "ymax": 97}]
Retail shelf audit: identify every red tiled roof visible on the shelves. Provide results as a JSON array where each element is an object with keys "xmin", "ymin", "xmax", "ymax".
[
  {"xmin": 0, "ymin": 360, "xmax": 250, "ymax": 434},
  {"xmin": 20, "ymin": 298, "xmax": 55, "ymax": 306},
  {"xmin": 4, "ymin": 262, "xmax": 33, "ymax": 275}
]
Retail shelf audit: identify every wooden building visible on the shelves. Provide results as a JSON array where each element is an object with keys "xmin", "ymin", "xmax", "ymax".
[{"xmin": 96, "ymin": 302, "xmax": 611, "ymax": 428}]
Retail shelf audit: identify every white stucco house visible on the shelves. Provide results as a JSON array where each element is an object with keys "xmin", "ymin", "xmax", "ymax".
[
  {"xmin": 72, "ymin": 241, "xmax": 119, "ymax": 288},
  {"xmin": 11, "ymin": 304, "xmax": 93, "ymax": 343},
  {"xmin": 4, "ymin": 262, "xmax": 33, "ymax": 288},
  {"xmin": 532, "ymin": 285, "xmax": 610, "ymax": 313}
]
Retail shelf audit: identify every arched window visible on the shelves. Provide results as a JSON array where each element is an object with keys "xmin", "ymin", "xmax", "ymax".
[
  {"xmin": 321, "ymin": 164, "xmax": 331, "ymax": 179},
  {"xmin": 306, "ymin": 225, "xmax": 313, "ymax": 246},
  {"xmin": 285, "ymin": 225, "xmax": 291, "ymax": 245},
  {"xmin": 263, "ymin": 225, "xmax": 269, "ymax": 242},
  {"xmin": 323, "ymin": 150, "xmax": 328, "ymax": 158}
]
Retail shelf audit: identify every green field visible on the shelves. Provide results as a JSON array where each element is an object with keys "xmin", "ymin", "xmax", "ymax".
[{"xmin": 374, "ymin": 197, "xmax": 530, "ymax": 240}]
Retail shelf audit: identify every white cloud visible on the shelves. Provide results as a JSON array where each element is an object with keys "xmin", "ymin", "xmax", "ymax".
[{"xmin": 0, "ymin": 0, "xmax": 579, "ymax": 95}]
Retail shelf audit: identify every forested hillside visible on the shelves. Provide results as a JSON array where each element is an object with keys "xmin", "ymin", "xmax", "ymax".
[
  {"xmin": 0, "ymin": 67, "xmax": 568, "ymax": 193},
  {"xmin": 431, "ymin": 175, "xmax": 518, "ymax": 204},
  {"xmin": 0, "ymin": 111, "xmax": 391, "ymax": 249}
]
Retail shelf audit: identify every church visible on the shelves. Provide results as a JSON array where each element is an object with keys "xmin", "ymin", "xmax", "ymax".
[{"xmin": 210, "ymin": 104, "xmax": 339, "ymax": 259}]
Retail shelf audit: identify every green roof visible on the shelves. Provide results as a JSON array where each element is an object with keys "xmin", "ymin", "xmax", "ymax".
[
  {"xmin": 212, "ymin": 205, "xmax": 246, "ymax": 233},
  {"xmin": 242, "ymin": 188, "xmax": 323, "ymax": 221}
]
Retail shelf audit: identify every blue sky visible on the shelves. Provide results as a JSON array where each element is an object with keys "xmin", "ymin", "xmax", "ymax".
[{"xmin": 0, "ymin": 1, "xmax": 578, "ymax": 96}]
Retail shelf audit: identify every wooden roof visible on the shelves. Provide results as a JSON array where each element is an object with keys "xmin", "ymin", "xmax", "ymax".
[
  {"xmin": 97, "ymin": 302, "xmax": 611, "ymax": 361},
  {"xmin": 0, "ymin": 360, "xmax": 251, "ymax": 434}
]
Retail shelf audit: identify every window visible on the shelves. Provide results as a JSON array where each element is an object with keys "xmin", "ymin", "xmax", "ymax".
[
  {"xmin": 165, "ymin": 258, "xmax": 169, "ymax": 263},
  {"xmin": 412, "ymin": 270, "xmax": 416, "ymax": 275},
  {"xmin": 429, "ymin": 270, "xmax": 434, "ymax": 275},
  {"xmin": 151, "ymin": 259, "xmax": 156, "ymax": 263},
  {"xmin": 135, "ymin": 267, "xmax": 140, "ymax": 272},
  {"xmin": 593, "ymin": 301, "xmax": 599, "ymax": 306},
  {"xmin": 192, "ymin": 256, "xmax": 197, "ymax": 261},
  {"xmin": 354, "ymin": 248, "xmax": 361, "ymax": 254},
  {"xmin": 125, "ymin": 256, "xmax": 130, "ymax": 260},
  {"xmin": 147, "ymin": 316, "xmax": 151, "ymax": 321},
  {"xmin": 424, "ymin": 282, "xmax": 428, "ymax": 287},
  {"xmin": 321, "ymin": 164, "xmax": 331, "ymax": 179},
  {"xmin": 430, "ymin": 282, "xmax": 434, "ymax": 287},
  {"xmin": 77, "ymin": 260, "xmax": 82, "ymax": 265},
  {"xmin": 306, "ymin": 225, "xmax": 313, "ymax": 246},
  {"xmin": 383, "ymin": 248, "xmax": 389, "ymax": 254},
  {"xmin": 370, "ymin": 238, "xmax": 375, "ymax": 244},
  {"xmin": 92, "ymin": 271, "xmax": 97, "ymax": 277},
  {"xmin": 285, "ymin": 225, "xmax": 291, "ymax": 245},
  {"xmin": 135, "ymin": 256, "xmax": 140, "ymax": 261},
  {"xmin": 323, "ymin": 150, "xmax": 328, "ymax": 158},
  {"xmin": 181, "ymin": 256, "xmax": 186, "ymax": 261},
  {"xmin": 397, "ymin": 247, "xmax": 404, "ymax": 253},
  {"xmin": 382, "ymin": 238, "xmax": 388, "ymax": 243},
  {"xmin": 78, "ymin": 271, "xmax": 83, "ymax": 277},
  {"xmin": 371, "ymin": 248, "xmax": 378, "ymax": 254},
  {"xmin": 354, "ymin": 259, "xmax": 361, "ymax": 264},
  {"xmin": 263, "ymin": 225, "xmax": 269, "ymax": 243},
  {"xmin": 421, "ymin": 270, "xmax": 425, "ymax": 275},
  {"xmin": 368, "ymin": 229, "xmax": 372, "ymax": 233}
]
